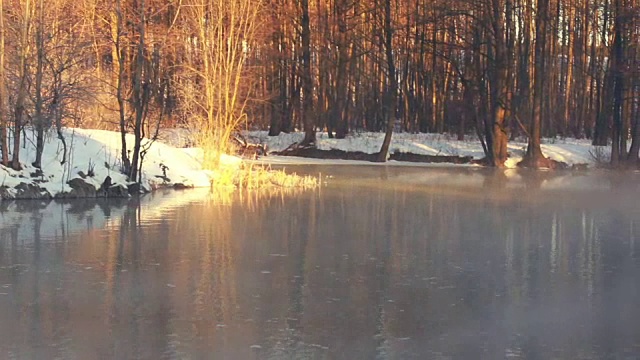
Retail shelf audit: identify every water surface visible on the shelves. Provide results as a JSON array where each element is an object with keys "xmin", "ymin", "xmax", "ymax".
[{"xmin": 1, "ymin": 167, "xmax": 639, "ymax": 359}]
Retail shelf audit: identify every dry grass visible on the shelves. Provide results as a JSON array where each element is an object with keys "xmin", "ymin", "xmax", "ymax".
[
  {"xmin": 212, "ymin": 163, "xmax": 319, "ymax": 189},
  {"xmin": 204, "ymin": 185, "xmax": 317, "ymax": 210}
]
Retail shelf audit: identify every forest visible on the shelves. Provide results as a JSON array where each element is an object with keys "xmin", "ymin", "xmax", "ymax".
[{"xmin": 0, "ymin": 0, "xmax": 638, "ymax": 175}]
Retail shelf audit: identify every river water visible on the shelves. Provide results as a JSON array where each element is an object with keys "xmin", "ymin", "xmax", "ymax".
[{"xmin": 1, "ymin": 167, "xmax": 639, "ymax": 359}]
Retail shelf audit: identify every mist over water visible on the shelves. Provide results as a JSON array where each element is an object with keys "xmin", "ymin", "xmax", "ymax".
[{"xmin": 1, "ymin": 167, "xmax": 639, "ymax": 359}]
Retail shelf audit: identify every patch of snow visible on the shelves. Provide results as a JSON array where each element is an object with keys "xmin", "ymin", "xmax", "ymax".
[{"xmin": 1, "ymin": 128, "xmax": 239, "ymax": 198}]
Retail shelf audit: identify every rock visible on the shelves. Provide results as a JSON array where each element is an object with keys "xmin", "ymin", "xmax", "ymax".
[
  {"xmin": 107, "ymin": 184, "xmax": 129, "ymax": 198},
  {"xmin": 127, "ymin": 183, "xmax": 141, "ymax": 195},
  {"xmin": 94, "ymin": 177, "xmax": 128, "ymax": 198},
  {"xmin": 14, "ymin": 182, "xmax": 52, "ymax": 200},
  {"xmin": 53, "ymin": 191, "xmax": 71, "ymax": 199},
  {"xmin": 97, "ymin": 176, "xmax": 115, "ymax": 198},
  {"xmin": 30, "ymin": 169, "xmax": 44, "ymax": 178},
  {"xmin": 173, "ymin": 183, "xmax": 192, "ymax": 190},
  {"xmin": 0, "ymin": 186, "xmax": 13, "ymax": 200},
  {"xmin": 99, "ymin": 176, "xmax": 112, "ymax": 192},
  {"xmin": 67, "ymin": 178, "xmax": 97, "ymax": 198}
]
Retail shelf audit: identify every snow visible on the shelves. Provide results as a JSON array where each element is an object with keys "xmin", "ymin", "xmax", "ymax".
[
  {"xmin": 246, "ymin": 131, "xmax": 598, "ymax": 168},
  {"xmin": 1, "ymin": 128, "xmax": 239, "ymax": 198},
  {"xmin": 0, "ymin": 127, "xmax": 606, "ymax": 200}
]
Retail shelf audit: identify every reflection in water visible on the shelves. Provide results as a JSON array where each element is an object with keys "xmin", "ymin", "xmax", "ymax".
[{"xmin": 1, "ymin": 174, "xmax": 640, "ymax": 359}]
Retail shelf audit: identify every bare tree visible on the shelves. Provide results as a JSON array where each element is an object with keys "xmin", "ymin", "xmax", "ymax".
[
  {"xmin": 377, "ymin": 0, "xmax": 398, "ymax": 162},
  {"xmin": 182, "ymin": 0, "xmax": 265, "ymax": 169},
  {"xmin": 520, "ymin": 0, "xmax": 553, "ymax": 168},
  {"xmin": 32, "ymin": 0, "xmax": 46, "ymax": 169},
  {"xmin": 299, "ymin": 0, "xmax": 316, "ymax": 147},
  {"xmin": 0, "ymin": 0, "xmax": 7, "ymax": 166},
  {"xmin": 10, "ymin": 0, "xmax": 34, "ymax": 171},
  {"xmin": 110, "ymin": 0, "xmax": 169, "ymax": 182}
]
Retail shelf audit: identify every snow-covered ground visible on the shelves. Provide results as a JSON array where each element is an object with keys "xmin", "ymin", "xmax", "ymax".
[
  {"xmin": 0, "ymin": 128, "xmax": 608, "ymax": 200},
  {"xmin": 247, "ymin": 131, "xmax": 600, "ymax": 168},
  {"xmin": 1, "ymin": 128, "xmax": 241, "ymax": 198}
]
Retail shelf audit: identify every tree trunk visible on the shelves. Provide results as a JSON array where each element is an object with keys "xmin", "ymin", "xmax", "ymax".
[
  {"xmin": 592, "ymin": 0, "xmax": 611, "ymax": 146},
  {"xmin": 334, "ymin": 9, "xmax": 349, "ymax": 140},
  {"xmin": 11, "ymin": 0, "xmax": 32, "ymax": 171},
  {"xmin": 609, "ymin": 0, "xmax": 625, "ymax": 167},
  {"xmin": 487, "ymin": 0, "xmax": 509, "ymax": 168},
  {"xmin": 115, "ymin": 0, "xmax": 130, "ymax": 175},
  {"xmin": 129, "ymin": 0, "xmax": 147, "ymax": 183},
  {"xmin": 33, "ymin": 0, "xmax": 45, "ymax": 169},
  {"xmin": 520, "ymin": 0, "xmax": 552, "ymax": 168},
  {"xmin": 377, "ymin": 0, "xmax": 396, "ymax": 162},
  {"xmin": 269, "ymin": 30, "xmax": 287, "ymax": 137},
  {"xmin": 299, "ymin": 0, "xmax": 315, "ymax": 147},
  {"xmin": 0, "ymin": 0, "xmax": 7, "ymax": 167},
  {"xmin": 628, "ymin": 114, "xmax": 640, "ymax": 165}
]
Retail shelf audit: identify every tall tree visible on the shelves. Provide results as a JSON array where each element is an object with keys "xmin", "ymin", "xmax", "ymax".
[
  {"xmin": 0, "ymin": 0, "xmax": 7, "ymax": 167},
  {"xmin": 32, "ymin": 0, "xmax": 46, "ymax": 169},
  {"xmin": 377, "ymin": 0, "xmax": 398, "ymax": 162},
  {"xmin": 520, "ymin": 0, "xmax": 553, "ymax": 168},
  {"xmin": 11, "ymin": 0, "xmax": 34, "ymax": 171},
  {"xmin": 299, "ymin": 0, "xmax": 316, "ymax": 146},
  {"xmin": 114, "ymin": 0, "xmax": 131, "ymax": 176}
]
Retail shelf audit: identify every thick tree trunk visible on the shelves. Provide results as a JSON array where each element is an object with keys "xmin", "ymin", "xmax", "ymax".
[
  {"xmin": 520, "ymin": 0, "xmax": 552, "ymax": 168},
  {"xmin": 12, "ymin": 93, "xmax": 25, "ymax": 171},
  {"xmin": 592, "ymin": 1, "xmax": 611, "ymax": 146},
  {"xmin": 334, "ymin": 18, "xmax": 349, "ymax": 140},
  {"xmin": 299, "ymin": 0, "xmax": 315, "ymax": 147},
  {"xmin": 377, "ymin": 0, "xmax": 396, "ymax": 162},
  {"xmin": 129, "ymin": 0, "xmax": 146, "ymax": 183},
  {"xmin": 488, "ymin": 6, "xmax": 509, "ymax": 168},
  {"xmin": 628, "ymin": 115, "xmax": 640, "ymax": 165},
  {"xmin": 609, "ymin": 0, "xmax": 625, "ymax": 167},
  {"xmin": 490, "ymin": 102, "xmax": 509, "ymax": 167}
]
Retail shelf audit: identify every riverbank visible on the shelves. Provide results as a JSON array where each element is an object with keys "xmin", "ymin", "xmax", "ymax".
[
  {"xmin": 1, "ymin": 128, "xmax": 325, "ymax": 201},
  {"xmin": 0, "ymin": 128, "xmax": 236, "ymax": 201},
  {"xmin": 246, "ymin": 131, "xmax": 598, "ymax": 168},
  {"xmin": 0, "ymin": 128, "xmax": 605, "ymax": 201}
]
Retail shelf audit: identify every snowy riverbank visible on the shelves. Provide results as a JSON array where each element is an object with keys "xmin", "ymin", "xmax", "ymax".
[
  {"xmin": 0, "ymin": 128, "xmax": 239, "ymax": 200},
  {"xmin": 247, "ymin": 131, "xmax": 599, "ymax": 168},
  {"xmin": 0, "ymin": 128, "xmax": 607, "ymax": 200}
]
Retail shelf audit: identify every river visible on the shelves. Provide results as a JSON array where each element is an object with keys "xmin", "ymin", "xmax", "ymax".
[{"xmin": 1, "ymin": 166, "xmax": 639, "ymax": 359}]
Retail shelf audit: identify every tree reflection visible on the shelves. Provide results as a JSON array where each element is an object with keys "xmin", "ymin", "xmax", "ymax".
[{"xmin": 0, "ymin": 180, "xmax": 639, "ymax": 359}]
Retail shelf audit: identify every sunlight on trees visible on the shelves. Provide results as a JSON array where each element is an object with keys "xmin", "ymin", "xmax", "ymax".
[
  {"xmin": 181, "ymin": 0, "xmax": 265, "ymax": 170},
  {"xmin": 0, "ymin": 0, "xmax": 638, "ymax": 173}
]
